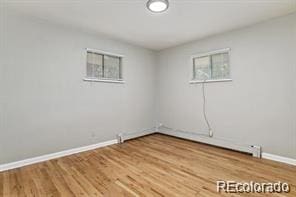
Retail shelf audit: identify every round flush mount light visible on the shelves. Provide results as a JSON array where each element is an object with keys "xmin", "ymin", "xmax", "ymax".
[{"xmin": 147, "ymin": 0, "xmax": 169, "ymax": 13}]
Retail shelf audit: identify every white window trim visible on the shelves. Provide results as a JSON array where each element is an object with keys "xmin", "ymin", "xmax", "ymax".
[
  {"xmin": 84, "ymin": 48, "xmax": 124, "ymax": 83},
  {"xmin": 83, "ymin": 78, "xmax": 125, "ymax": 84},
  {"xmin": 190, "ymin": 48, "xmax": 232, "ymax": 83},
  {"xmin": 191, "ymin": 48, "xmax": 230, "ymax": 59},
  {"xmin": 86, "ymin": 48, "xmax": 124, "ymax": 58},
  {"xmin": 189, "ymin": 79, "xmax": 232, "ymax": 84}
]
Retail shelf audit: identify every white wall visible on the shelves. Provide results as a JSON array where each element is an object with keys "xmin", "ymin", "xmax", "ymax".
[
  {"xmin": 157, "ymin": 13, "xmax": 296, "ymax": 159},
  {"xmin": 1, "ymin": 10, "xmax": 295, "ymax": 165},
  {"xmin": 0, "ymin": 12, "xmax": 157, "ymax": 164}
]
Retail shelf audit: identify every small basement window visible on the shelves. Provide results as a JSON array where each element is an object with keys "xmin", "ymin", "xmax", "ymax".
[
  {"xmin": 84, "ymin": 48, "xmax": 124, "ymax": 83},
  {"xmin": 191, "ymin": 48, "xmax": 232, "ymax": 83}
]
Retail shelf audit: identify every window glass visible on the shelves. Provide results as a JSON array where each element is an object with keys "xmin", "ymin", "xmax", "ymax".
[
  {"xmin": 194, "ymin": 56, "xmax": 211, "ymax": 80},
  {"xmin": 193, "ymin": 51, "xmax": 230, "ymax": 81},
  {"xmin": 104, "ymin": 55, "xmax": 121, "ymax": 79},
  {"xmin": 211, "ymin": 52, "xmax": 230, "ymax": 79},
  {"xmin": 86, "ymin": 51, "xmax": 122, "ymax": 81},
  {"xmin": 86, "ymin": 52, "xmax": 103, "ymax": 79}
]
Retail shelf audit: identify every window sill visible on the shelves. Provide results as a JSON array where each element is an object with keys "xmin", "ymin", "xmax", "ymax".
[
  {"xmin": 83, "ymin": 78, "xmax": 125, "ymax": 84},
  {"xmin": 189, "ymin": 79, "xmax": 232, "ymax": 84}
]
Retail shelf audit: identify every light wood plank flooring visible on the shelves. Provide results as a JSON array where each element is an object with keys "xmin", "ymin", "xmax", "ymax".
[{"xmin": 0, "ymin": 134, "xmax": 295, "ymax": 196}]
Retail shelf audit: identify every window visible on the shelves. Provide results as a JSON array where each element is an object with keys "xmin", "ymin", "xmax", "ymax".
[
  {"xmin": 84, "ymin": 49, "xmax": 123, "ymax": 83},
  {"xmin": 192, "ymin": 48, "xmax": 231, "ymax": 82}
]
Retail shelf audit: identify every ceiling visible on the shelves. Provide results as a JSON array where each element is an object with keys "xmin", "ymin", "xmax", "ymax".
[{"xmin": 2, "ymin": 0, "xmax": 296, "ymax": 50}]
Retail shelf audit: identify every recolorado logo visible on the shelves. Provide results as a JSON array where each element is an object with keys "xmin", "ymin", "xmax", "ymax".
[{"xmin": 217, "ymin": 181, "xmax": 290, "ymax": 193}]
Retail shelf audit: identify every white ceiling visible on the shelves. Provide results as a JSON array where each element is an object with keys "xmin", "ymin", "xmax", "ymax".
[{"xmin": 3, "ymin": 0, "xmax": 296, "ymax": 50}]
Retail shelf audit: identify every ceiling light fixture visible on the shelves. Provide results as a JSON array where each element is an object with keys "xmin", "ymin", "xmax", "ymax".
[{"xmin": 147, "ymin": 0, "xmax": 169, "ymax": 13}]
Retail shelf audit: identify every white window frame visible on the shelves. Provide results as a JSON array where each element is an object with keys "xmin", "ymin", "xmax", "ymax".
[
  {"xmin": 83, "ymin": 48, "xmax": 125, "ymax": 83},
  {"xmin": 190, "ymin": 48, "xmax": 232, "ymax": 84}
]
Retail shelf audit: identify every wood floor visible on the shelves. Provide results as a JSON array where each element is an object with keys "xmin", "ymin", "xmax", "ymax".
[{"xmin": 0, "ymin": 134, "xmax": 295, "ymax": 197}]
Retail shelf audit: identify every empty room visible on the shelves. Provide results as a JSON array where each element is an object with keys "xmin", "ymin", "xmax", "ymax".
[{"xmin": 0, "ymin": 0, "xmax": 296, "ymax": 196}]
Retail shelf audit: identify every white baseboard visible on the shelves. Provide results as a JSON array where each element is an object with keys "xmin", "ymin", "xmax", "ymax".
[
  {"xmin": 157, "ymin": 126, "xmax": 261, "ymax": 158},
  {"xmin": 118, "ymin": 126, "xmax": 296, "ymax": 166},
  {"xmin": 5, "ymin": 131, "xmax": 290, "ymax": 173},
  {"xmin": 0, "ymin": 139, "xmax": 118, "ymax": 172},
  {"xmin": 262, "ymin": 153, "xmax": 296, "ymax": 166},
  {"xmin": 117, "ymin": 127, "xmax": 157, "ymax": 142}
]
